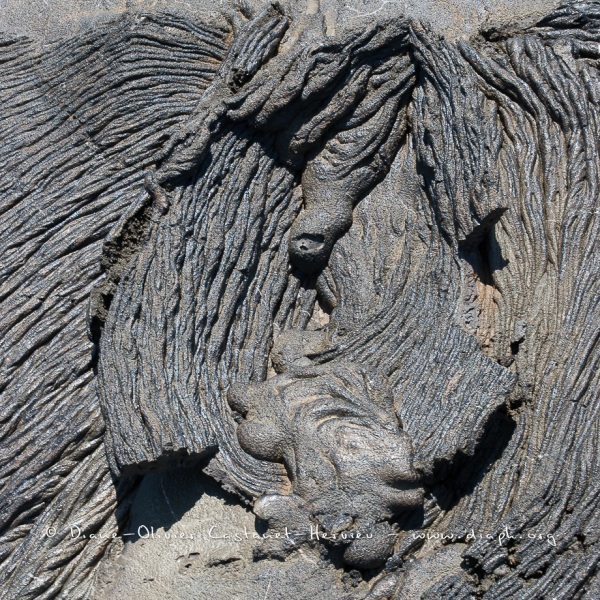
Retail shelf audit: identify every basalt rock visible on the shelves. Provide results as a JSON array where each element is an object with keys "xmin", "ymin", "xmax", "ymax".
[{"xmin": 1, "ymin": 1, "xmax": 599, "ymax": 599}]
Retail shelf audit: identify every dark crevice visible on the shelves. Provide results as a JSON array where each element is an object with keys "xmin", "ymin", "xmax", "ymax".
[{"xmin": 424, "ymin": 404, "xmax": 516, "ymax": 510}]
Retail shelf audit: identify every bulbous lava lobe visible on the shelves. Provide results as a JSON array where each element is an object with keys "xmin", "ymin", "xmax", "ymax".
[
  {"xmin": 288, "ymin": 159, "xmax": 354, "ymax": 273},
  {"xmin": 227, "ymin": 363, "xmax": 423, "ymax": 528}
]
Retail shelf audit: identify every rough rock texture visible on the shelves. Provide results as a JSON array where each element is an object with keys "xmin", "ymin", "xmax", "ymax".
[
  {"xmin": 0, "ymin": 12, "xmax": 230, "ymax": 599},
  {"xmin": 1, "ymin": 1, "xmax": 599, "ymax": 599}
]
